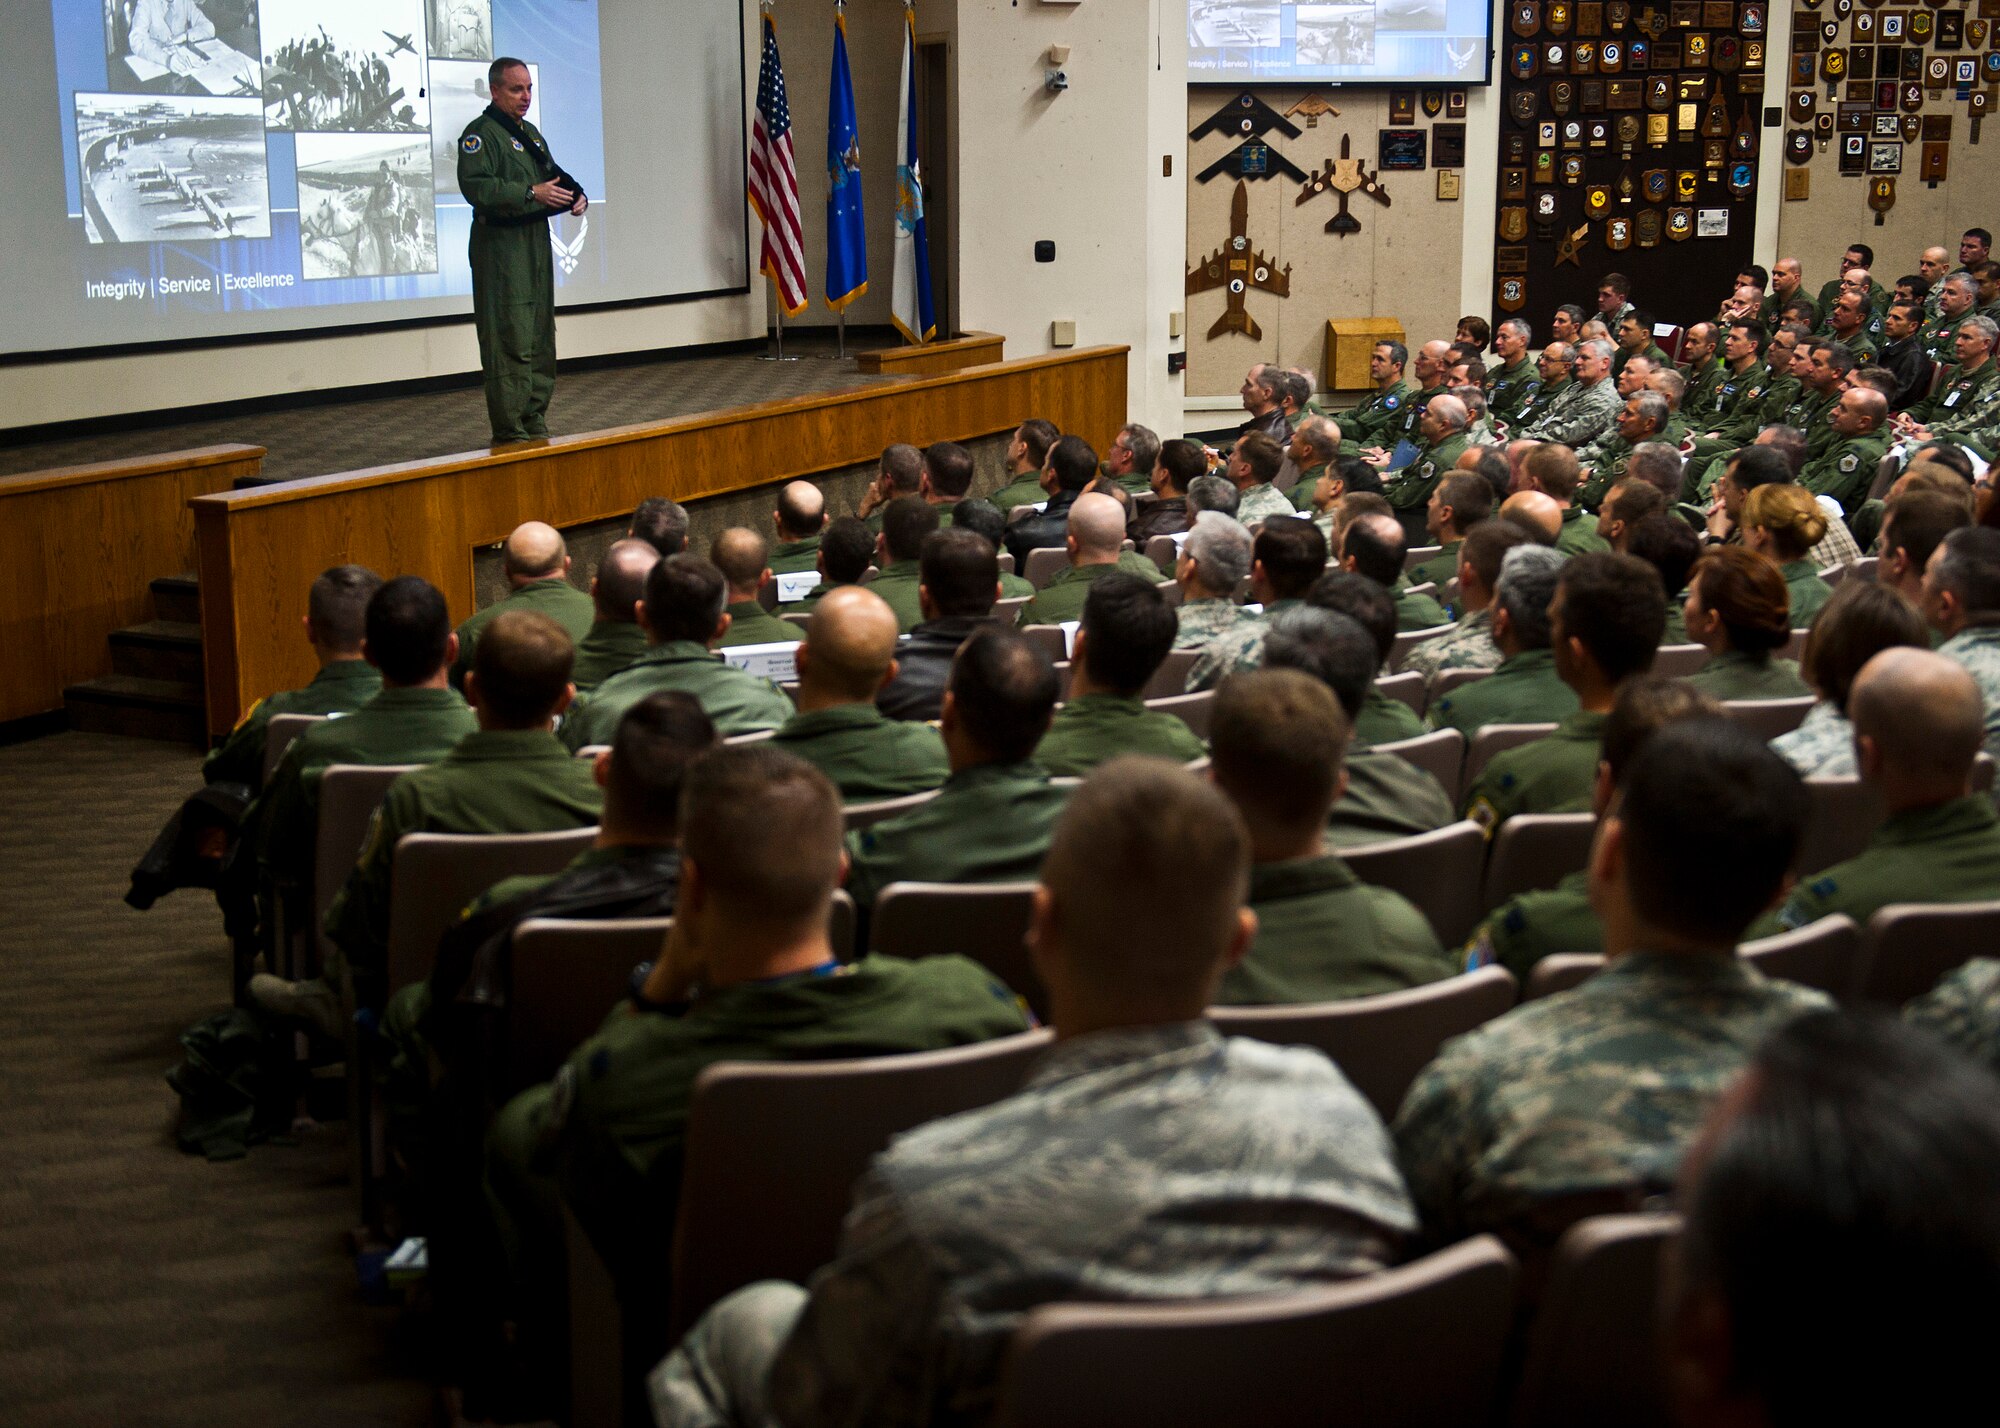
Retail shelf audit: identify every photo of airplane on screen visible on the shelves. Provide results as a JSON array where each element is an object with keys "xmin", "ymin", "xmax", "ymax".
[
  {"xmin": 1190, "ymin": 1, "xmax": 1282, "ymax": 48},
  {"xmin": 102, "ymin": 0, "xmax": 263, "ymax": 97},
  {"xmin": 259, "ymin": 0, "xmax": 432, "ymax": 132},
  {"xmin": 1294, "ymin": 5, "xmax": 1376, "ymax": 65},
  {"xmin": 428, "ymin": 0, "xmax": 491, "ymax": 60},
  {"xmin": 73, "ymin": 92, "xmax": 272, "ymax": 243},
  {"xmin": 1376, "ymin": 0, "xmax": 1447, "ymax": 32},
  {"xmin": 295, "ymin": 133, "xmax": 439, "ymax": 279},
  {"xmin": 428, "ymin": 59, "xmax": 539, "ymax": 203}
]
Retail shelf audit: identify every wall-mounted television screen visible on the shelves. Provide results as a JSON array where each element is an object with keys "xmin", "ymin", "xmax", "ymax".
[{"xmin": 1189, "ymin": 0, "xmax": 1494, "ymax": 85}]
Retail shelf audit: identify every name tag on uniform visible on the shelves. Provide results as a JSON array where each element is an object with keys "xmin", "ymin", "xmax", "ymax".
[
  {"xmin": 720, "ymin": 642, "xmax": 798, "ymax": 683},
  {"xmin": 1059, "ymin": 621, "xmax": 1080, "ymax": 658},
  {"xmin": 1945, "ymin": 389, "xmax": 1963, "ymax": 407},
  {"xmin": 775, "ymin": 571, "xmax": 820, "ymax": 603}
]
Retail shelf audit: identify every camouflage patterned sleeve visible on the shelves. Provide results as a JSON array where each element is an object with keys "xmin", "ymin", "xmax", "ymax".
[
  {"xmin": 768, "ymin": 1173, "xmax": 955, "ymax": 1428},
  {"xmin": 1904, "ymin": 958, "xmax": 2000, "ymax": 1075},
  {"xmin": 1389, "ymin": 1049, "xmax": 1490, "ymax": 1247}
]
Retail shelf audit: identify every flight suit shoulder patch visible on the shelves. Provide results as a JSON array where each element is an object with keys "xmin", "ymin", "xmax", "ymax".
[
  {"xmin": 1839, "ymin": 454, "xmax": 1859, "ymax": 472},
  {"xmin": 1810, "ymin": 875, "xmax": 1839, "ymax": 898},
  {"xmin": 462, "ymin": 134, "xmax": 482, "ymax": 153},
  {"xmin": 1383, "ymin": 395, "xmax": 1400, "ymax": 410},
  {"xmin": 511, "ymin": 138, "xmax": 525, "ymax": 151}
]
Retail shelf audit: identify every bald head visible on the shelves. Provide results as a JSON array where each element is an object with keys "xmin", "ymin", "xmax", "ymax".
[
  {"xmin": 775, "ymin": 481, "xmax": 827, "ymax": 539},
  {"xmin": 1502, "ymin": 489, "xmax": 1563, "ymax": 542},
  {"xmin": 1850, "ymin": 647, "xmax": 1986, "ymax": 797},
  {"xmin": 797, "ymin": 585, "xmax": 902, "ymax": 704},
  {"xmin": 709, "ymin": 527, "xmax": 772, "ymax": 599},
  {"xmin": 1427, "ymin": 393, "xmax": 1470, "ymax": 432},
  {"xmin": 592, "ymin": 539, "xmax": 662, "ymax": 623},
  {"xmin": 503, "ymin": 521, "xmax": 567, "ymax": 581},
  {"xmin": 1847, "ymin": 386, "xmax": 1889, "ymax": 430},
  {"xmin": 1068, "ymin": 491, "xmax": 1128, "ymax": 561}
]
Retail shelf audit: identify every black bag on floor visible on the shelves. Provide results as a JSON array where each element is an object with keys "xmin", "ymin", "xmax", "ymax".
[{"xmin": 165, "ymin": 1008, "xmax": 300, "ymax": 1161}]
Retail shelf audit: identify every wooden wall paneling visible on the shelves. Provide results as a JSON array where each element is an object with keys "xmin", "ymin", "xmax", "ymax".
[
  {"xmin": 0, "ymin": 445, "xmax": 263, "ymax": 724},
  {"xmin": 191, "ymin": 349, "xmax": 1127, "ymax": 732}
]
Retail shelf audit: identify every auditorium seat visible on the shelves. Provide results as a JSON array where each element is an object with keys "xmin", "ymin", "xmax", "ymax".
[
  {"xmin": 1024, "ymin": 547, "xmax": 1069, "ymax": 589},
  {"xmin": 993, "ymin": 1236, "xmax": 1519, "ymax": 1428},
  {"xmin": 1781, "ymin": 629, "xmax": 1808, "ymax": 662},
  {"xmin": 1371, "ymin": 728, "xmax": 1465, "ymax": 796},
  {"xmin": 1375, "ymin": 670, "xmax": 1425, "ymax": 714},
  {"xmin": 1342, "ymin": 821, "xmax": 1487, "ymax": 947},
  {"xmin": 1720, "ymin": 696, "xmax": 1815, "ymax": 740},
  {"xmin": 312, "ymin": 764, "xmax": 421, "ymax": 976},
  {"xmin": 1405, "ymin": 581, "xmax": 1438, "ymax": 603},
  {"xmin": 1146, "ymin": 689, "xmax": 1216, "ymax": 740},
  {"xmin": 1462, "ymin": 723, "xmax": 1559, "ymax": 800},
  {"xmin": 1404, "ymin": 544, "xmax": 1442, "ymax": 574},
  {"xmin": 1020, "ymin": 624, "xmax": 1068, "ymax": 663},
  {"xmin": 1481, "ymin": 813, "xmax": 1596, "ymax": 913},
  {"xmin": 779, "ymin": 611, "xmax": 811, "ymax": 631},
  {"xmin": 1508, "ymin": 1213, "xmax": 1680, "ymax": 1428},
  {"xmin": 870, "ymin": 881, "xmax": 1044, "ymax": 1017},
  {"xmin": 260, "ymin": 712, "xmax": 327, "ymax": 787},
  {"xmin": 666, "ymin": 1030, "xmax": 1054, "ymax": 1338},
  {"xmin": 1142, "ymin": 648, "xmax": 1201, "ymax": 700},
  {"xmin": 1523, "ymin": 954, "xmax": 1604, "ymax": 1002},
  {"xmin": 1849, "ymin": 556, "xmax": 1877, "ymax": 582},
  {"xmin": 384, "ymin": 827, "xmax": 600, "ymax": 994},
  {"xmin": 1854, "ymin": 899, "xmax": 2000, "ymax": 1005},
  {"xmin": 1738, "ymin": 914, "xmax": 1863, "ymax": 999},
  {"xmin": 843, "ymin": 788, "xmax": 939, "ymax": 831},
  {"xmin": 1209, "ymin": 966, "xmax": 1518, "ymax": 1121},
  {"xmin": 1650, "ymin": 644, "xmax": 1709, "ymax": 678},
  {"xmin": 506, "ymin": 917, "xmax": 672, "ymax": 1093},
  {"xmin": 1145, "ymin": 533, "xmax": 1179, "ymax": 574},
  {"xmin": 722, "ymin": 728, "xmax": 777, "ymax": 746},
  {"xmin": 1390, "ymin": 624, "xmax": 1455, "ymax": 671},
  {"xmin": 993, "ymin": 594, "xmax": 1031, "ymax": 624}
]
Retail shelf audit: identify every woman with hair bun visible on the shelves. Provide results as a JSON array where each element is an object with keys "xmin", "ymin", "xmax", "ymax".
[
  {"xmin": 1741, "ymin": 483, "xmax": 1835, "ymax": 626},
  {"xmin": 1683, "ymin": 546, "xmax": 1812, "ymax": 699}
]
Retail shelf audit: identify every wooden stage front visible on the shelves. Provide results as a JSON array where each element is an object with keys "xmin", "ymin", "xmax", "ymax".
[{"xmin": 183, "ymin": 343, "xmax": 1128, "ymax": 737}]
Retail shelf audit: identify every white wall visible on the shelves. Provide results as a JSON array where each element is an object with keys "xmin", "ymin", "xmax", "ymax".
[{"xmin": 948, "ymin": 0, "xmax": 1188, "ymax": 435}]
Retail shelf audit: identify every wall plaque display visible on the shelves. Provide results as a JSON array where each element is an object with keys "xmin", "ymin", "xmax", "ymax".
[
  {"xmin": 1378, "ymin": 128, "xmax": 1429, "ymax": 169},
  {"xmin": 1390, "ymin": 91, "xmax": 1418, "ymax": 123},
  {"xmin": 1433, "ymin": 123, "xmax": 1468, "ymax": 166},
  {"xmin": 1867, "ymin": 138, "xmax": 1902, "ymax": 170}
]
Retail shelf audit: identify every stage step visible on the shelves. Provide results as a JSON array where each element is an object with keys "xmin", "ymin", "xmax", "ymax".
[
  {"xmin": 109, "ymin": 620, "xmax": 203, "ymax": 683},
  {"xmin": 64, "ymin": 674, "xmax": 206, "ymax": 745},
  {"xmin": 150, "ymin": 573, "xmax": 201, "ymax": 624}
]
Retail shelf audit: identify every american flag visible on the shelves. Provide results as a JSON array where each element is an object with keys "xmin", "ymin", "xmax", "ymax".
[{"xmin": 749, "ymin": 11, "xmax": 807, "ymax": 317}]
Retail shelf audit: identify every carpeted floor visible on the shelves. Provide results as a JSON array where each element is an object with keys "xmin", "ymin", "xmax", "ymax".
[
  {"xmin": 2, "ymin": 332, "xmax": 884, "ymax": 482},
  {"xmin": 0, "ymin": 733, "xmax": 432, "ymax": 1427}
]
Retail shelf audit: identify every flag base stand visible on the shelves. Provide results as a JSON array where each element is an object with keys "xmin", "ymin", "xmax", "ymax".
[{"xmin": 759, "ymin": 298, "xmax": 800, "ymax": 361}]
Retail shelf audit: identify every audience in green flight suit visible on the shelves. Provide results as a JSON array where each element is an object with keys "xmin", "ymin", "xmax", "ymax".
[
  {"xmin": 1209, "ymin": 670, "xmax": 1451, "ymax": 1005},
  {"xmin": 776, "ymin": 516, "xmax": 883, "ymax": 618},
  {"xmin": 766, "ymin": 481, "xmax": 828, "ymax": 575},
  {"xmin": 1035, "ymin": 573, "xmax": 1207, "ymax": 777},
  {"xmin": 989, "ymin": 417, "xmax": 1063, "ymax": 513},
  {"xmin": 864, "ymin": 497, "xmax": 939, "ymax": 634},
  {"xmin": 1741, "ymin": 483, "xmax": 1835, "ymax": 627},
  {"xmin": 1304, "ymin": 570, "xmax": 1425, "ymax": 747},
  {"xmin": 570, "ymin": 541, "xmax": 660, "ymax": 692},
  {"xmin": 1465, "ymin": 677, "xmax": 1723, "ymax": 982},
  {"xmin": 1753, "ymin": 647, "xmax": 2000, "ymax": 938},
  {"xmin": 1261, "ymin": 605, "xmax": 1459, "ymax": 847},
  {"xmin": 1429, "ymin": 545, "xmax": 1578, "ymax": 738},
  {"xmin": 1464, "ymin": 551, "xmax": 1669, "ymax": 835},
  {"xmin": 449, "ymin": 522, "xmax": 594, "ymax": 690},
  {"xmin": 709, "ymin": 528, "xmax": 804, "ymax": 650},
  {"xmin": 1337, "ymin": 511, "xmax": 1449, "ymax": 632},
  {"xmin": 562, "ymin": 555, "xmax": 794, "ymax": 747},
  {"xmin": 201, "ymin": 564, "xmax": 385, "ymax": 790},
  {"xmin": 768, "ymin": 586, "xmax": 949, "ymax": 803},
  {"xmin": 1625, "ymin": 511, "xmax": 1703, "ymax": 646},
  {"xmin": 1683, "ymin": 546, "xmax": 1813, "ymax": 701}
]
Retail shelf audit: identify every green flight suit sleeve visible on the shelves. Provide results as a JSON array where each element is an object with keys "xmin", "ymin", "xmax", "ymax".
[{"xmin": 457, "ymin": 125, "xmax": 545, "ymax": 222}]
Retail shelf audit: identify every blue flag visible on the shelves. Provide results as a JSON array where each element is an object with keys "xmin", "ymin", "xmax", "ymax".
[{"xmin": 824, "ymin": 6, "xmax": 867, "ymax": 312}]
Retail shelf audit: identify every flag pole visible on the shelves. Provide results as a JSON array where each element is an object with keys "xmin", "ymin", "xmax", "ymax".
[{"xmin": 837, "ymin": 310, "xmax": 846, "ymax": 360}]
